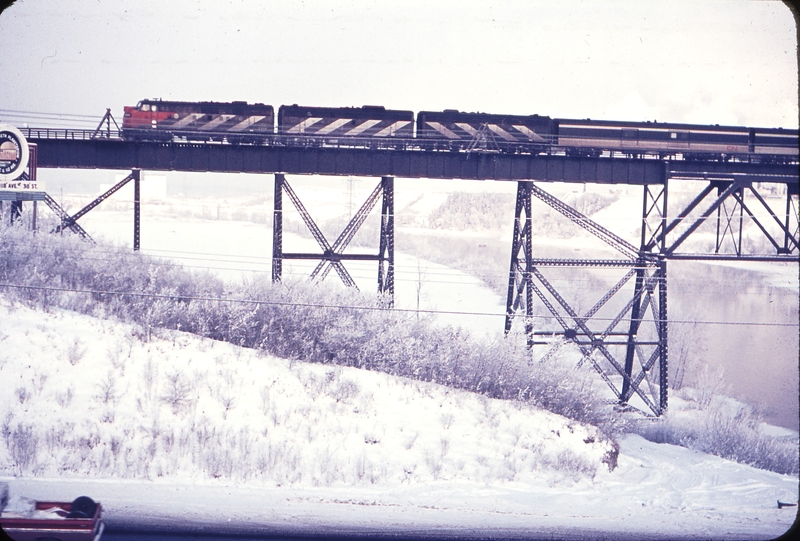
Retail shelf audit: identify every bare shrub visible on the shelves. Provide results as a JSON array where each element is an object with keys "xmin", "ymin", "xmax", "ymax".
[
  {"xmin": 218, "ymin": 391, "xmax": 237, "ymax": 420},
  {"xmin": 107, "ymin": 339, "xmax": 128, "ymax": 373},
  {"xmin": 95, "ymin": 371, "xmax": 118, "ymax": 405},
  {"xmin": 67, "ymin": 338, "xmax": 87, "ymax": 366},
  {"xmin": 14, "ymin": 386, "xmax": 30, "ymax": 404},
  {"xmin": 9, "ymin": 424, "xmax": 39, "ymax": 473},
  {"xmin": 55, "ymin": 386, "xmax": 74, "ymax": 409},
  {"xmin": 549, "ymin": 449, "xmax": 597, "ymax": 481},
  {"xmin": 142, "ymin": 358, "xmax": 158, "ymax": 402},
  {"xmin": 328, "ymin": 378, "xmax": 360, "ymax": 404},
  {"xmin": 695, "ymin": 364, "xmax": 728, "ymax": 409},
  {"xmin": 33, "ymin": 374, "xmax": 48, "ymax": 394},
  {"xmin": 1, "ymin": 412, "xmax": 12, "ymax": 448},
  {"xmin": 424, "ymin": 450, "xmax": 443, "ymax": 480},
  {"xmin": 259, "ymin": 384, "xmax": 274, "ymax": 416},
  {"xmin": 161, "ymin": 371, "xmax": 193, "ymax": 414},
  {"xmin": 634, "ymin": 391, "xmax": 799, "ymax": 476}
]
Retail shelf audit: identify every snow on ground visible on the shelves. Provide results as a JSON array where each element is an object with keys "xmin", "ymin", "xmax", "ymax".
[
  {"xmin": 0, "ymin": 298, "xmax": 798, "ymax": 539},
  {"xmin": 74, "ymin": 201, "xmax": 510, "ymax": 338},
  {"xmin": 4, "ymin": 182, "xmax": 797, "ymax": 537}
]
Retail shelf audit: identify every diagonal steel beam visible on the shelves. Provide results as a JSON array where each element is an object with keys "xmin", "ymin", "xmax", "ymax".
[
  {"xmin": 53, "ymin": 171, "xmax": 138, "ymax": 234},
  {"xmin": 745, "ymin": 185, "xmax": 800, "ymax": 253},
  {"xmin": 536, "ymin": 267, "xmax": 637, "ymax": 364},
  {"xmin": 281, "ymin": 179, "xmax": 357, "ymax": 288},
  {"xmin": 529, "ymin": 183, "xmax": 640, "ymax": 259},
  {"xmin": 646, "ymin": 182, "xmax": 716, "ymax": 252},
  {"xmin": 530, "ymin": 272, "xmax": 626, "ymax": 399},
  {"xmin": 665, "ymin": 179, "xmax": 746, "ymax": 255},
  {"xmin": 42, "ymin": 193, "xmax": 94, "ymax": 243},
  {"xmin": 313, "ymin": 181, "xmax": 383, "ymax": 282},
  {"xmin": 732, "ymin": 191, "xmax": 781, "ymax": 252},
  {"xmin": 715, "ymin": 197, "xmax": 743, "ymax": 255}
]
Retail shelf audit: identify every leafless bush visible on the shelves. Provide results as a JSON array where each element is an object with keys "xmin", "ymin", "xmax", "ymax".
[
  {"xmin": 1, "ymin": 412, "xmax": 12, "ymax": 448},
  {"xmin": 55, "ymin": 386, "xmax": 74, "ymax": 409},
  {"xmin": 259, "ymin": 384, "xmax": 274, "ymax": 416},
  {"xmin": 634, "ymin": 392, "xmax": 799, "ymax": 475},
  {"xmin": 695, "ymin": 364, "xmax": 728, "ymax": 409},
  {"xmin": 14, "ymin": 386, "xmax": 30, "ymax": 404},
  {"xmin": 32, "ymin": 374, "xmax": 48, "ymax": 394},
  {"xmin": 142, "ymin": 357, "xmax": 157, "ymax": 388},
  {"xmin": 327, "ymin": 378, "xmax": 360, "ymax": 404},
  {"xmin": 1, "ymin": 223, "xmax": 617, "ymax": 433},
  {"xmin": 95, "ymin": 371, "xmax": 118, "ymax": 405},
  {"xmin": 549, "ymin": 449, "xmax": 597, "ymax": 481},
  {"xmin": 107, "ymin": 339, "xmax": 128, "ymax": 373},
  {"xmin": 9, "ymin": 424, "xmax": 39, "ymax": 473},
  {"xmin": 440, "ymin": 412, "xmax": 455, "ymax": 430},
  {"xmin": 424, "ymin": 450, "xmax": 443, "ymax": 480},
  {"xmin": 218, "ymin": 391, "xmax": 237, "ymax": 420},
  {"xmin": 161, "ymin": 371, "xmax": 193, "ymax": 414},
  {"xmin": 67, "ymin": 338, "xmax": 87, "ymax": 366}
]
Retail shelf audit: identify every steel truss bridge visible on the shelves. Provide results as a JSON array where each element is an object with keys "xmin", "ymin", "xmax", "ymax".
[{"xmin": 3, "ymin": 126, "xmax": 798, "ymax": 417}]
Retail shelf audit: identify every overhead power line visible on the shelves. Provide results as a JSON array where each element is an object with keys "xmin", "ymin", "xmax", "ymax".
[{"xmin": 0, "ymin": 282, "xmax": 796, "ymax": 328}]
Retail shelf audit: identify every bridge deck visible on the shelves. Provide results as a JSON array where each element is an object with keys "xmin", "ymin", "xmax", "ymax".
[{"xmin": 27, "ymin": 138, "xmax": 798, "ymax": 187}]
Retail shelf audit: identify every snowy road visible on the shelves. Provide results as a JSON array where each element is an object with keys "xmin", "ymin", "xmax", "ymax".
[{"xmin": 4, "ymin": 433, "xmax": 798, "ymax": 541}]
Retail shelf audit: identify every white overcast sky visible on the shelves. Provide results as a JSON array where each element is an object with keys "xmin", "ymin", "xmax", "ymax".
[{"xmin": 0, "ymin": 0, "xmax": 797, "ymax": 129}]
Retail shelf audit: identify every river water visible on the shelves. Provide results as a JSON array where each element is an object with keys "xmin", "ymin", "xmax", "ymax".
[{"xmin": 669, "ymin": 260, "xmax": 799, "ymax": 431}]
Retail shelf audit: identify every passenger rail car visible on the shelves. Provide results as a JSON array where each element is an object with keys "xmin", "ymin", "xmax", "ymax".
[
  {"xmin": 120, "ymin": 98, "xmax": 799, "ymax": 163},
  {"xmin": 122, "ymin": 99, "xmax": 275, "ymax": 142},
  {"xmin": 751, "ymin": 127, "xmax": 799, "ymax": 159},
  {"xmin": 554, "ymin": 119, "xmax": 798, "ymax": 162}
]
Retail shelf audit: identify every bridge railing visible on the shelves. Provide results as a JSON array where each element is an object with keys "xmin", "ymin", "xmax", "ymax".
[{"xmin": 21, "ymin": 127, "xmax": 123, "ymax": 141}]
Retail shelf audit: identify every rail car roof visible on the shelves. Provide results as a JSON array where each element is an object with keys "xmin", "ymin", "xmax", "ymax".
[
  {"xmin": 278, "ymin": 104, "xmax": 414, "ymax": 119},
  {"xmin": 554, "ymin": 118, "xmax": 797, "ymax": 133},
  {"xmin": 418, "ymin": 110, "xmax": 551, "ymax": 120},
  {"xmin": 134, "ymin": 99, "xmax": 273, "ymax": 114}
]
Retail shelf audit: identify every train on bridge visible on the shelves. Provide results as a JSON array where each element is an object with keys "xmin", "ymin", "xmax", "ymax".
[{"xmin": 121, "ymin": 99, "xmax": 798, "ymax": 163}]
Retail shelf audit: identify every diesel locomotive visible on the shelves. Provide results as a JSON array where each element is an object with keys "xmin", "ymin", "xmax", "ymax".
[{"xmin": 121, "ymin": 99, "xmax": 798, "ymax": 163}]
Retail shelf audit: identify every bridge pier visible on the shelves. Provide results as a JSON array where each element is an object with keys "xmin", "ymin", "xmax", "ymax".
[
  {"xmin": 271, "ymin": 174, "xmax": 395, "ymax": 304},
  {"xmin": 504, "ymin": 167, "xmax": 799, "ymax": 416},
  {"xmin": 505, "ymin": 181, "xmax": 534, "ymax": 346},
  {"xmin": 133, "ymin": 170, "xmax": 140, "ymax": 251},
  {"xmin": 504, "ymin": 175, "xmax": 670, "ymax": 416},
  {"xmin": 272, "ymin": 174, "xmax": 284, "ymax": 282}
]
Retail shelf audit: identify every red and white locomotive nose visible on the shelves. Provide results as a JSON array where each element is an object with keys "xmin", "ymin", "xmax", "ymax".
[
  {"xmin": 122, "ymin": 102, "xmax": 177, "ymax": 129},
  {"xmin": 122, "ymin": 105, "xmax": 153, "ymax": 129}
]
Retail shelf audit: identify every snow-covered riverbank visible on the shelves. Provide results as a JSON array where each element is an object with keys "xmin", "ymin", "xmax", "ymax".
[{"xmin": 0, "ymin": 299, "xmax": 797, "ymax": 540}]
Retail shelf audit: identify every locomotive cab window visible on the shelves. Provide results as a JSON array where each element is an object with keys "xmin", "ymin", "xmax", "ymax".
[{"xmin": 141, "ymin": 104, "xmax": 150, "ymax": 112}]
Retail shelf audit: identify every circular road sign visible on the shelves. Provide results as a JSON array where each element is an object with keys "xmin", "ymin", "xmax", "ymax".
[{"xmin": 0, "ymin": 124, "xmax": 30, "ymax": 182}]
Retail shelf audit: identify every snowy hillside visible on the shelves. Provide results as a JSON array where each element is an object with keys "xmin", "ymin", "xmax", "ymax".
[{"xmin": 1, "ymin": 297, "xmax": 797, "ymax": 539}]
